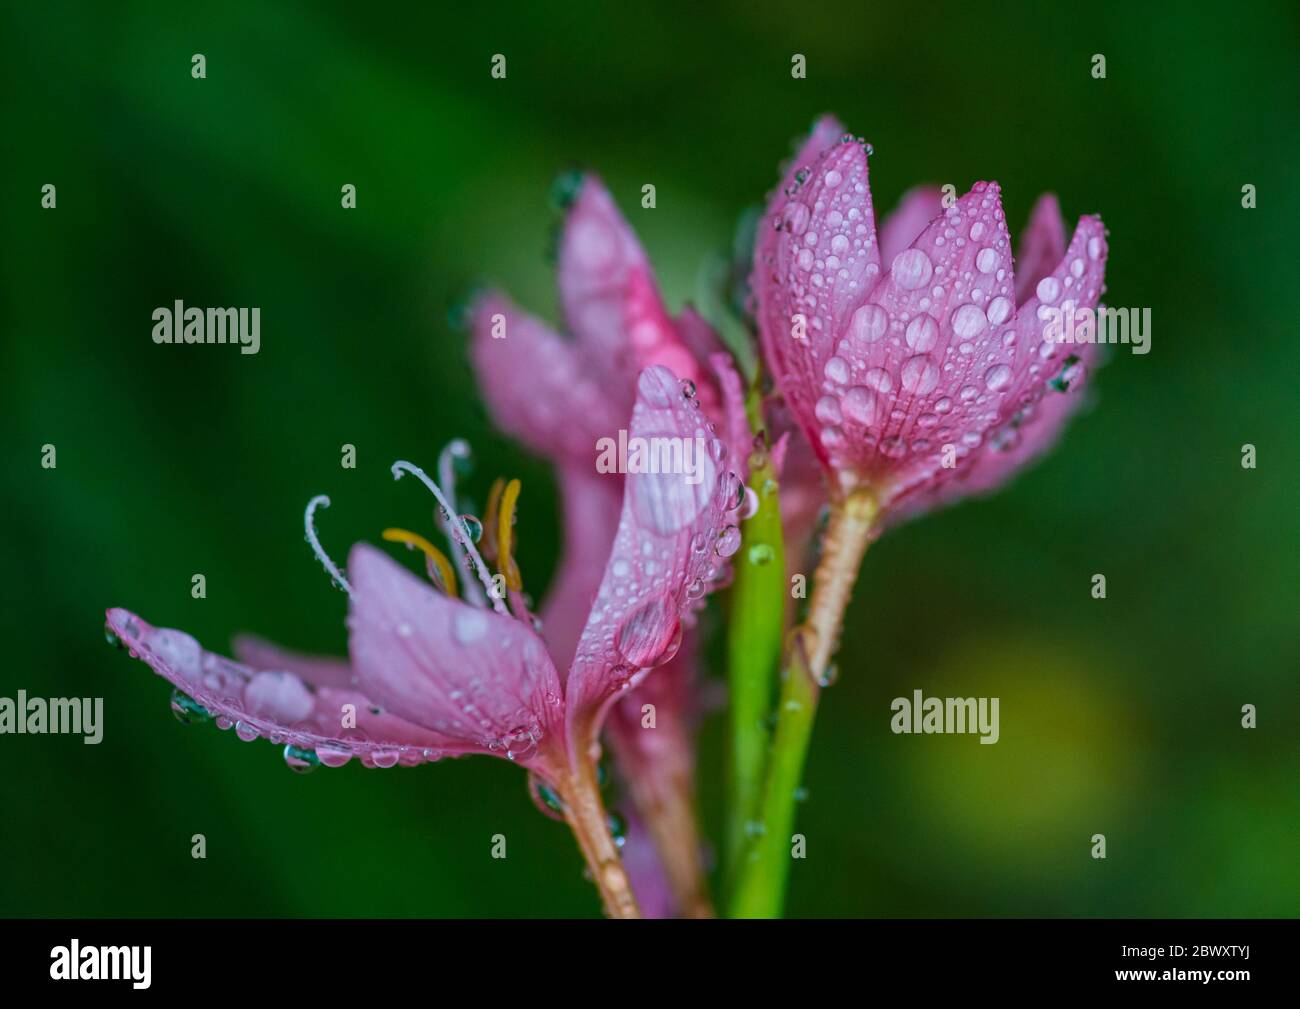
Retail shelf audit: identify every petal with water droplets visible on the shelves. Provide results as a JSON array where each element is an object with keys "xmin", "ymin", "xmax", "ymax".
[
  {"xmin": 563, "ymin": 365, "xmax": 730, "ymax": 754},
  {"xmin": 104, "ymin": 608, "xmax": 447, "ymax": 767},
  {"xmin": 347, "ymin": 544, "xmax": 567, "ymax": 771}
]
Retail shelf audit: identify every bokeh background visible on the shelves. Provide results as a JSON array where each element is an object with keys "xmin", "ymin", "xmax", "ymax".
[{"xmin": 2, "ymin": 0, "xmax": 1296, "ymax": 917}]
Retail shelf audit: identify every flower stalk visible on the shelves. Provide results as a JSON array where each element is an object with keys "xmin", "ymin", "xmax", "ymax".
[
  {"xmin": 726, "ymin": 392, "xmax": 787, "ymax": 875},
  {"xmin": 560, "ymin": 754, "xmax": 641, "ymax": 919},
  {"xmin": 729, "ymin": 488, "xmax": 877, "ymax": 918}
]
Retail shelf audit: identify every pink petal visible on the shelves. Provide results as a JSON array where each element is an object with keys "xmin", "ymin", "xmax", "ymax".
[
  {"xmin": 557, "ymin": 174, "xmax": 659, "ymax": 397},
  {"xmin": 674, "ymin": 305, "xmax": 727, "ymax": 364},
  {"xmin": 816, "ymin": 181, "xmax": 1017, "ymax": 498},
  {"xmin": 887, "ymin": 214, "xmax": 1109, "ymax": 521},
  {"xmin": 709, "ymin": 351, "xmax": 753, "ymax": 481},
  {"xmin": 754, "ymin": 136, "xmax": 880, "ymax": 472},
  {"xmin": 563, "ymin": 365, "xmax": 734, "ymax": 754},
  {"xmin": 470, "ymin": 291, "xmax": 625, "ymax": 464},
  {"xmin": 540, "ymin": 465, "xmax": 625, "ymax": 675},
  {"xmin": 105, "ymin": 608, "xmax": 447, "ymax": 768},
  {"xmin": 879, "ymin": 186, "xmax": 944, "ymax": 266},
  {"xmin": 347, "ymin": 544, "xmax": 567, "ymax": 771},
  {"xmin": 1014, "ymin": 193, "xmax": 1067, "ymax": 306}
]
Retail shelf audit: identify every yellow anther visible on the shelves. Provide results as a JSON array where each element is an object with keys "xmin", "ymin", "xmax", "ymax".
[
  {"xmin": 482, "ymin": 477, "xmax": 506, "ymax": 564},
  {"xmin": 382, "ymin": 527, "xmax": 458, "ymax": 598},
  {"xmin": 497, "ymin": 478, "xmax": 524, "ymax": 592}
]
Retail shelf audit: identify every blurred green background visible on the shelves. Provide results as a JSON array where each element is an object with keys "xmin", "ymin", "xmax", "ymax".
[{"xmin": 2, "ymin": 0, "xmax": 1296, "ymax": 917}]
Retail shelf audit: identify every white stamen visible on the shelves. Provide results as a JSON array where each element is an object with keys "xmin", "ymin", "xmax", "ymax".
[
  {"xmin": 435, "ymin": 439, "xmax": 486, "ymax": 607},
  {"xmin": 304, "ymin": 495, "xmax": 353, "ymax": 598},
  {"xmin": 390, "ymin": 460, "xmax": 508, "ymax": 615}
]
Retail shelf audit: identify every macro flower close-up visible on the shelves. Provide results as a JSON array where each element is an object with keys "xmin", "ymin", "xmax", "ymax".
[{"xmin": 3, "ymin": 0, "xmax": 1296, "ymax": 978}]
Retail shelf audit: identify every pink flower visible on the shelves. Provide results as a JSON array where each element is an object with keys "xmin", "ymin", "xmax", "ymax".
[
  {"xmin": 106, "ymin": 363, "xmax": 732, "ymax": 918},
  {"xmin": 468, "ymin": 172, "xmax": 746, "ymax": 916},
  {"xmin": 753, "ymin": 115, "xmax": 1108, "ymax": 521}
]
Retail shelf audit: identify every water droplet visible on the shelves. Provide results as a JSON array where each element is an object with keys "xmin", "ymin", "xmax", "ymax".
[
  {"xmin": 715, "ymin": 525, "xmax": 742, "ymax": 558},
  {"xmin": 976, "ymin": 247, "xmax": 998, "ymax": 274},
  {"xmin": 550, "ymin": 168, "xmax": 585, "ymax": 210},
  {"xmin": 986, "ymin": 296, "xmax": 1013, "ymax": 326},
  {"xmin": 1036, "ymin": 276, "xmax": 1062, "ymax": 305},
  {"xmin": 841, "ymin": 386, "xmax": 879, "ymax": 426},
  {"xmin": 817, "ymin": 664, "xmax": 839, "ymax": 688},
  {"xmin": 105, "ymin": 628, "xmax": 124, "ymax": 650},
  {"xmin": 372, "ymin": 749, "xmax": 400, "ymax": 769},
  {"xmin": 905, "ymin": 313, "xmax": 940, "ymax": 352},
  {"xmin": 614, "ymin": 594, "xmax": 683, "ymax": 668},
  {"xmin": 739, "ymin": 485, "xmax": 760, "ymax": 520},
  {"xmin": 538, "ymin": 780, "xmax": 565, "ymax": 813},
  {"xmin": 747, "ymin": 543, "xmax": 774, "ymax": 566},
  {"xmin": 823, "ymin": 356, "xmax": 850, "ymax": 384},
  {"xmin": 234, "ymin": 720, "xmax": 260, "ymax": 742},
  {"xmin": 847, "ymin": 303, "xmax": 888, "ymax": 343},
  {"xmin": 815, "ymin": 396, "xmax": 843, "ymax": 425},
  {"xmin": 1050, "ymin": 354, "xmax": 1084, "ymax": 392},
  {"xmin": 459, "ymin": 515, "xmax": 483, "ymax": 543},
  {"xmin": 283, "ymin": 744, "xmax": 320, "ymax": 774},
  {"xmin": 781, "ymin": 201, "xmax": 810, "ymax": 235},
  {"xmin": 680, "ymin": 379, "xmax": 697, "ymax": 399},
  {"xmin": 454, "ymin": 608, "xmax": 489, "ymax": 645},
  {"xmin": 901, "ymin": 354, "xmax": 940, "ymax": 395},
  {"xmin": 892, "ymin": 248, "xmax": 933, "ymax": 290},
  {"xmin": 169, "ymin": 690, "xmax": 210, "ymax": 725},
  {"xmin": 984, "ymin": 364, "xmax": 1013, "ymax": 391},
  {"xmin": 606, "ymin": 810, "xmax": 628, "ymax": 848},
  {"xmin": 317, "ymin": 744, "xmax": 353, "ymax": 768},
  {"xmin": 951, "ymin": 303, "xmax": 988, "ymax": 340}
]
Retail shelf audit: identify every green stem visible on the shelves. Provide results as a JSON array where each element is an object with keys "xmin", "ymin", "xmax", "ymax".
[
  {"xmin": 725, "ymin": 436, "xmax": 786, "ymax": 874},
  {"xmin": 729, "ymin": 489, "xmax": 877, "ymax": 918}
]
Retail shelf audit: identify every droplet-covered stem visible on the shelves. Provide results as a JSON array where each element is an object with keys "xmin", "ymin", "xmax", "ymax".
[
  {"xmin": 730, "ymin": 488, "xmax": 876, "ymax": 918},
  {"xmin": 560, "ymin": 752, "xmax": 641, "ymax": 919}
]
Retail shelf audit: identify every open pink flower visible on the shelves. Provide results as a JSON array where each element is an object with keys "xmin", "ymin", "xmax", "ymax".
[
  {"xmin": 753, "ymin": 115, "xmax": 1108, "ymax": 521},
  {"xmin": 106, "ymin": 363, "xmax": 730, "ymax": 918},
  {"xmin": 469, "ymin": 172, "xmax": 746, "ymax": 916}
]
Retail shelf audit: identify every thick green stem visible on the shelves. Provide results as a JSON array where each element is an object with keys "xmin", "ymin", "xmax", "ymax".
[
  {"xmin": 729, "ymin": 489, "xmax": 876, "ymax": 918},
  {"xmin": 725, "ymin": 445, "xmax": 786, "ymax": 873}
]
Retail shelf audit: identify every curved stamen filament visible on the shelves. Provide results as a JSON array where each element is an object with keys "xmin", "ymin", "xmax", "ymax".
[
  {"xmin": 382, "ymin": 528, "xmax": 458, "ymax": 598},
  {"xmin": 390, "ymin": 460, "xmax": 508, "ymax": 615},
  {"xmin": 303, "ymin": 495, "xmax": 353, "ymax": 597},
  {"xmin": 436, "ymin": 439, "xmax": 485, "ymax": 607},
  {"xmin": 497, "ymin": 478, "xmax": 524, "ymax": 592}
]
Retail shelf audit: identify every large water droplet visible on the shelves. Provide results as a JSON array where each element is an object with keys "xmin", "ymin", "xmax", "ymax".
[
  {"xmin": 901, "ymin": 354, "xmax": 940, "ymax": 395},
  {"xmin": 984, "ymin": 364, "xmax": 1013, "ymax": 391},
  {"xmin": 454, "ymin": 608, "xmax": 489, "ymax": 645},
  {"xmin": 892, "ymin": 248, "xmax": 933, "ymax": 290},
  {"xmin": 847, "ymin": 303, "xmax": 888, "ymax": 343},
  {"xmin": 283, "ymin": 744, "xmax": 320, "ymax": 774},
  {"xmin": 614, "ymin": 594, "xmax": 683, "ymax": 668},
  {"xmin": 170, "ymin": 689, "xmax": 210, "ymax": 725},
  {"xmin": 715, "ymin": 525, "xmax": 742, "ymax": 558},
  {"xmin": 951, "ymin": 303, "xmax": 988, "ymax": 340},
  {"xmin": 905, "ymin": 313, "xmax": 940, "ymax": 352}
]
